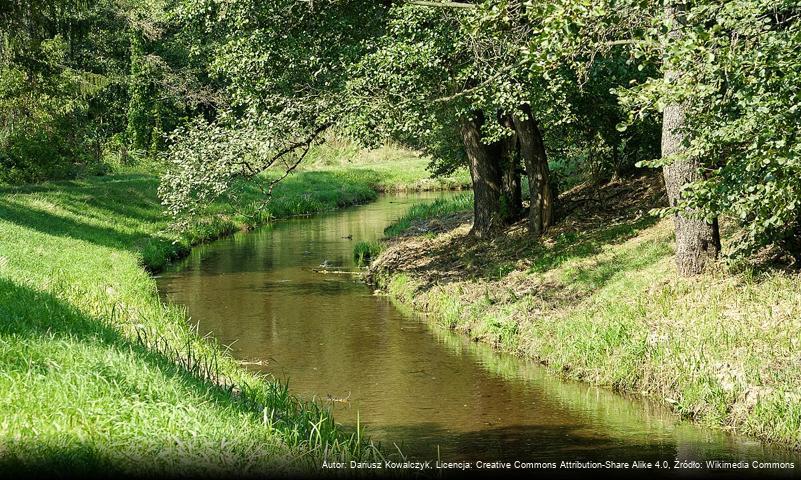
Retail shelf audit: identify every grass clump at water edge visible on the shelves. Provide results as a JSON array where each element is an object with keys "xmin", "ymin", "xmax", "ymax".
[
  {"xmin": 353, "ymin": 241, "xmax": 384, "ymax": 267},
  {"xmin": 383, "ymin": 193, "xmax": 473, "ymax": 238},
  {"xmin": 352, "ymin": 194, "xmax": 473, "ymax": 264}
]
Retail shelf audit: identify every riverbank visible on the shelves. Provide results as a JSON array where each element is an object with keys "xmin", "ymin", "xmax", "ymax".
[
  {"xmin": 0, "ymin": 153, "xmax": 465, "ymax": 475},
  {"xmin": 368, "ymin": 173, "xmax": 801, "ymax": 450},
  {"xmin": 301, "ymin": 141, "xmax": 471, "ymax": 193}
]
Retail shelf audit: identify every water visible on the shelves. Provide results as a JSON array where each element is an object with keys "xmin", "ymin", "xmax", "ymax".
[{"xmin": 157, "ymin": 192, "xmax": 799, "ymax": 471}]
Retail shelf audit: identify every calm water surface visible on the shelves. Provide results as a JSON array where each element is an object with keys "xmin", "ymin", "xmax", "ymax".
[{"xmin": 157, "ymin": 192, "xmax": 799, "ymax": 470}]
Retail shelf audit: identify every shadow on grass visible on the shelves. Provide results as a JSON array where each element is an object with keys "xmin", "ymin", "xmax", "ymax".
[
  {"xmin": 0, "ymin": 174, "xmax": 171, "ymax": 255},
  {"xmin": 527, "ymin": 215, "xmax": 661, "ymax": 274},
  {"xmin": 389, "ymin": 214, "xmax": 661, "ymax": 296},
  {"xmin": 374, "ymin": 173, "xmax": 671, "ymax": 300},
  {"xmin": 0, "ymin": 174, "xmax": 166, "ymax": 224},
  {"xmin": 0, "ymin": 199, "xmax": 149, "ymax": 251},
  {"xmin": 0, "ymin": 278, "xmax": 334, "ymax": 476},
  {"xmin": 558, "ymin": 233, "xmax": 673, "ymax": 292}
]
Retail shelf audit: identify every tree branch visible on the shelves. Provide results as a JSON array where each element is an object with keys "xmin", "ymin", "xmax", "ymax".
[
  {"xmin": 266, "ymin": 129, "xmax": 322, "ymax": 195},
  {"xmin": 406, "ymin": 1, "xmax": 475, "ymax": 9},
  {"xmin": 235, "ymin": 121, "xmax": 332, "ymax": 204},
  {"xmin": 432, "ymin": 66, "xmax": 511, "ymax": 104},
  {"xmin": 605, "ymin": 39, "xmax": 640, "ymax": 47}
]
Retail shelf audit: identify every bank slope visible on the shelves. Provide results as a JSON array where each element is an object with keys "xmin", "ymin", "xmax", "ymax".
[
  {"xmin": 369, "ymin": 174, "xmax": 801, "ymax": 450},
  {"xmin": 0, "ymin": 170, "xmax": 389, "ymax": 476}
]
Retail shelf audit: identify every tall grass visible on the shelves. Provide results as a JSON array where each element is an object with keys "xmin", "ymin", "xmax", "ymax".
[
  {"xmin": 0, "ymin": 168, "xmax": 390, "ymax": 475},
  {"xmin": 353, "ymin": 241, "xmax": 384, "ymax": 267}
]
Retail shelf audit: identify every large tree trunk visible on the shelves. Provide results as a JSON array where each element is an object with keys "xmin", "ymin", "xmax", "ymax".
[
  {"xmin": 513, "ymin": 105, "xmax": 554, "ymax": 236},
  {"xmin": 500, "ymin": 117, "xmax": 524, "ymax": 223},
  {"xmin": 662, "ymin": 1, "xmax": 720, "ymax": 276},
  {"xmin": 460, "ymin": 111, "xmax": 504, "ymax": 238}
]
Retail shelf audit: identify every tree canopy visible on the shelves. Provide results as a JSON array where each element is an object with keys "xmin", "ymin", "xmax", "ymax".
[{"xmin": 2, "ymin": 0, "xmax": 800, "ymax": 271}]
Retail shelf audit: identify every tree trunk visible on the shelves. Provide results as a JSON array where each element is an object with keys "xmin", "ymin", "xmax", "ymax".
[
  {"xmin": 610, "ymin": 141, "xmax": 622, "ymax": 182},
  {"xmin": 500, "ymin": 117, "xmax": 524, "ymax": 223},
  {"xmin": 460, "ymin": 111, "xmax": 504, "ymax": 238},
  {"xmin": 662, "ymin": 1, "xmax": 720, "ymax": 276},
  {"xmin": 513, "ymin": 105, "xmax": 554, "ymax": 236}
]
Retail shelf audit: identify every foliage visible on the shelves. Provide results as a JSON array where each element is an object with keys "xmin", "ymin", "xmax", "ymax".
[
  {"xmin": 342, "ymin": 1, "xmax": 660, "ymax": 187},
  {"xmin": 342, "ymin": 4, "xmax": 470, "ymax": 169},
  {"xmin": 158, "ymin": 117, "xmax": 272, "ymax": 222},
  {"xmin": 664, "ymin": 0, "xmax": 801, "ymax": 258},
  {"xmin": 0, "ymin": 33, "xmax": 109, "ymax": 183},
  {"xmin": 583, "ymin": 0, "xmax": 801, "ymax": 258},
  {"xmin": 1, "ymin": 1, "xmax": 122, "ymax": 182},
  {"xmin": 126, "ymin": 31, "xmax": 152, "ymax": 152},
  {"xmin": 156, "ymin": 0, "xmax": 388, "ymax": 213},
  {"xmin": 0, "ymin": 0, "xmax": 222, "ymax": 183},
  {"xmin": 3, "ymin": 0, "xmax": 801, "ymax": 261}
]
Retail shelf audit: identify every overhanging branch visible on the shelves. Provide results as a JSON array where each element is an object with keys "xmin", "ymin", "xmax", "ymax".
[{"xmin": 239, "ymin": 121, "xmax": 332, "ymax": 198}]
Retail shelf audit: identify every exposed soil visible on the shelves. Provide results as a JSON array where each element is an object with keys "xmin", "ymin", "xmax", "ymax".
[{"xmin": 369, "ymin": 173, "xmax": 667, "ymax": 292}]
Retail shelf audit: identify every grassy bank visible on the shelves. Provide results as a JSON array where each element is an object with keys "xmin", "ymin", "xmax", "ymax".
[
  {"xmin": 352, "ymin": 194, "xmax": 473, "ymax": 266},
  {"xmin": 0, "ymin": 161, "xmax": 419, "ymax": 475},
  {"xmin": 368, "ymin": 174, "xmax": 801, "ymax": 450},
  {"xmin": 302, "ymin": 141, "xmax": 471, "ymax": 192}
]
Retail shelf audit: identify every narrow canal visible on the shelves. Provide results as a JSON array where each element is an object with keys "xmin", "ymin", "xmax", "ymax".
[{"xmin": 157, "ymin": 192, "xmax": 799, "ymax": 470}]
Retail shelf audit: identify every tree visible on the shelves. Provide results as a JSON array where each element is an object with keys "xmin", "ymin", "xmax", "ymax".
[
  {"xmin": 537, "ymin": 0, "xmax": 721, "ymax": 274},
  {"xmin": 660, "ymin": 0, "xmax": 720, "ymax": 275},
  {"xmin": 664, "ymin": 0, "xmax": 801, "ymax": 261},
  {"xmin": 160, "ymin": 0, "xmax": 657, "ymax": 240},
  {"xmin": 157, "ymin": 0, "xmax": 801, "ymax": 271},
  {"xmin": 158, "ymin": 0, "xmax": 389, "ymax": 221},
  {"xmin": 618, "ymin": 0, "xmax": 801, "ymax": 267},
  {"xmin": 460, "ymin": 111, "xmax": 504, "ymax": 236},
  {"xmin": 0, "ymin": 1, "xmax": 110, "ymax": 182},
  {"xmin": 0, "ymin": 0, "xmax": 213, "ymax": 181},
  {"xmin": 344, "ymin": 2, "xmax": 563, "ymax": 237},
  {"xmin": 513, "ymin": 104, "xmax": 553, "ymax": 236}
]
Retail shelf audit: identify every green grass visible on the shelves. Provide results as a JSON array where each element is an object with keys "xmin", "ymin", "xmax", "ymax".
[
  {"xmin": 373, "ymin": 201, "xmax": 801, "ymax": 450},
  {"xmin": 382, "ymin": 193, "xmax": 473, "ymax": 238},
  {"xmin": 352, "ymin": 194, "xmax": 473, "ymax": 264},
  {"xmin": 302, "ymin": 141, "xmax": 471, "ymax": 192},
  {"xmin": 0, "ymin": 164, "xmax": 411, "ymax": 474},
  {"xmin": 353, "ymin": 241, "xmax": 384, "ymax": 267}
]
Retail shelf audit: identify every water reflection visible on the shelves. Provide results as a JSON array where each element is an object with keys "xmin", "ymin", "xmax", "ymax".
[{"xmin": 157, "ymin": 193, "xmax": 799, "ymax": 470}]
